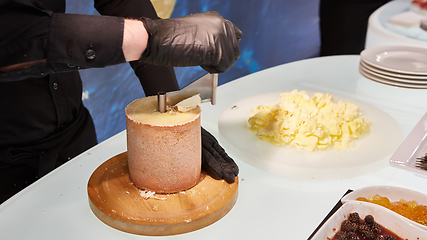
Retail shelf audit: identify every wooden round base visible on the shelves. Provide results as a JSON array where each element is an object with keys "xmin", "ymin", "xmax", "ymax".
[{"xmin": 87, "ymin": 152, "xmax": 238, "ymax": 236}]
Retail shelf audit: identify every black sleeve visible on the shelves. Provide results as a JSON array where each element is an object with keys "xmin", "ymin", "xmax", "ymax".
[
  {"xmin": 0, "ymin": 0, "xmax": 126, "ymax": 82},
  {"xmin": 0, "ymin": 0, "xmax": 179, "ymax": 94}
]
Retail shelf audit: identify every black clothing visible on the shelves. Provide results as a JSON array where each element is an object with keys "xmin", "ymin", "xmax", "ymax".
[
  {"xmin": 0, "ymin": 0, "xmax": 178, "ymax": 203},
  {"xmin": 0, "ymin": 72, "xmax": 98, "ymax": 202},
  {"xmin": 319, "ymin": 0, "xmax": 391, "ymax": 56},
  {"xmin": 0, "ymin": 1, "xmax": 126, "ymax": 81}
]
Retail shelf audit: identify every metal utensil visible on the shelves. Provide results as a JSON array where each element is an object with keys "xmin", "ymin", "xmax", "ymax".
[
  {"xmin": 415, "ymin": 154, "xmax": 427, "ymax": 171},
  {"xmin": 157, "ymin": 73, "xmax": 218, "ymax": 112}
]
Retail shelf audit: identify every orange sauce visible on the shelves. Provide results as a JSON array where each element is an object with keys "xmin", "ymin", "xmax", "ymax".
[{"xmin": 357, "ymin": 194, "xmax": 427, "ymax": 225}]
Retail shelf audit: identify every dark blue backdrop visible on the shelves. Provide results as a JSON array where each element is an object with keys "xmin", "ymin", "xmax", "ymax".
[{"xmin": 66, "ymin": 0, "xmax": 320, "ymax": 142}]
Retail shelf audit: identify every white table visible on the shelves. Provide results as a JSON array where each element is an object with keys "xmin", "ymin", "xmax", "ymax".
[
  {"xmin": 1, "ymin": 55, "xmax": 427, "ymax": 240},
  {"xmin": 366, "ymin": 0, "xmax": 427, "ymax": 49}
]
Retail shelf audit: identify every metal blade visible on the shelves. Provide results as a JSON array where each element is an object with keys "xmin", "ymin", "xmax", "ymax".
[{"xmin": 158, "ymin": 73, "xmax": 218, "ymax": 112}]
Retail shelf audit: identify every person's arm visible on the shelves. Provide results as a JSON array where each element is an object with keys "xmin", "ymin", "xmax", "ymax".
[
  {"xmin": 95, "ymin": 0, "xmax": 242, "ymax": 73},
  {"xmin": 1, "ymin": 2, "xmax": 241, "ymax": 83},
  {"xmin": 0, "ymin": 0, "xmax": 152, "ymax": 81},
  {"xmin": 0, "ymin": 5, "xmax": 128, "ymax": 82},
  {"xmin": 93, "ymin": 0, "xmax": 181, "ymax": 95},
  {"xmin": 0, "ymin": 18, "xmax": 145, "ymax": 73}
]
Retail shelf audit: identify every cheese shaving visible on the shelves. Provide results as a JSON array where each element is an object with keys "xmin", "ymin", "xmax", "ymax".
[
  {"xmin": 173, "ymin": 94, "xmax": 202, "ymax": 112},
  {"xmin": 139, "ymin": 190, "xmax": 166, "ymax": 200}
]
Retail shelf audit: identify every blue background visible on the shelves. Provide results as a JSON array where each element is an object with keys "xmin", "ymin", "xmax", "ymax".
[{"xmin": 66, "ymin": 0, "xmax": 320, "ymax": 143}]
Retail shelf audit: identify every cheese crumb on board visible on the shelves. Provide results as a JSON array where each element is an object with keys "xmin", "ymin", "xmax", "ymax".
[
  {"xmin": 247, "ymin": 90, "xmax": 371, "ymax": 151},
  {"xmin": 140, "ymin": 190, "xmax": 166, "ymax": 200}
]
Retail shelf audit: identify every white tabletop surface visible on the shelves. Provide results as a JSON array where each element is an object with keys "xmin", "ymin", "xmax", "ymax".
[{"xmin": 2, "ymin": 55, "xmax": 427, "ymax": 240}]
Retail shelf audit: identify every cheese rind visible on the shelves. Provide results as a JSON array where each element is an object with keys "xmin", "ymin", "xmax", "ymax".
[{"xmin": 126, "ymin": 96, "xmax": 202, "ymax": 193}]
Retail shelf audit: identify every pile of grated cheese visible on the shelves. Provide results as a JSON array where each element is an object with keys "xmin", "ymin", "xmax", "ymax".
[{"xmin": 247, "ymin": 90, "xmax": 371, "ymax": 151}]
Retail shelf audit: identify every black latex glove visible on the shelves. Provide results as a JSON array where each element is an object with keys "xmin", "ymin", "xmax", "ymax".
[
  {"xmin": 140, "ymin": 11, "xmax": 242, "ymax": 73},
  {"xmin": 201, "ymin": 127, "xmax": 239, "ymax": 183}
]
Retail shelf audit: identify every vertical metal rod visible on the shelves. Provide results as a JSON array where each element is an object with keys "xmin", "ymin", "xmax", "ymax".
[{"xmin": 158, "ymin": 92, "xmax": 166, "ymax": 113}]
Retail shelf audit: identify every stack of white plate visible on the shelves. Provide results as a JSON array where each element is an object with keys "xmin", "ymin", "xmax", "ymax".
[{"xmin": 359, "ymin": 46, "xmax": 427, "ymax": 89}]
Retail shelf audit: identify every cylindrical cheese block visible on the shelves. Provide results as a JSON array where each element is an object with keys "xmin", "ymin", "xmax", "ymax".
[{"xmin": 125, "ymin": 96, "xmax": 201, "ymax": 193}]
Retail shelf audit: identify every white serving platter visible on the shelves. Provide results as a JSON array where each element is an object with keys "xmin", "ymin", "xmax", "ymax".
[{"xmin": 218, "ymin": 91, "xmax": 404, "ymax": 179}]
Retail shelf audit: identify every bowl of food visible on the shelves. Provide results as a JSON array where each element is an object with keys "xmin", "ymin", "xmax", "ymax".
[
  {"xmin": 311, "ymin": 201, "xmax": 427, "ymax": 240},
  {"xmin": 341, "ymin": 185, "xmax": 427, "ymax": 230}
]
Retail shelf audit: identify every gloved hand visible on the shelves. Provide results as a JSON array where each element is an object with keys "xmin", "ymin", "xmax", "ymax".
[
  {"xmin": 140, "ymin": 11, "xmax": 242, "ymax": 73},
  {"xmin": 201, "ymin": 127, "xmax": 239, "ymax": 183}
]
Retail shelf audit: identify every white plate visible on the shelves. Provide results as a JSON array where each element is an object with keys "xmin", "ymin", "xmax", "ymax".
[
  {"xmin": 311, "ymin": 201, "xmax": 427, "ymax": 240},
  {"xmin": 390, "ymin": 111, "xmax": 427, "ymax": 176},
  {"xmin": 341, "ymin": 185, "xmax": 427, "ymax": 230},
  {"xmin": 359, "ymin": 67, "xmax": 427, "ymax": 89},
  {"xmin": 218, "ymin": 92, "xmax": 403, "ymax": 179},
  {"xmin": 361, "ymin": 46, "xmax": 427, "ymax": 75},
  {"xmin": 360, "ymin": 60, "xmax": 427, "ymax": 81},
  {"xmin": 360, "ymin": 63, "xmax": 427, "ymax": 84}
]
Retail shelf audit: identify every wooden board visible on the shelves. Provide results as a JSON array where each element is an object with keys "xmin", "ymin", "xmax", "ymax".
[{"xmin": 87, "ymin": 152, "xmax": 238, "ymax": 236}]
